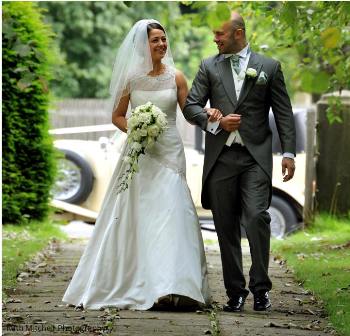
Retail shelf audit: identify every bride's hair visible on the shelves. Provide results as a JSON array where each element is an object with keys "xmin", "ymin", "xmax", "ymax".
[
  {"xmin": 147, "ymin": 22, "xmax": 165, "ymax": 36},
  {"xmin": 109, "ymin": 19, "xmax": 174, "ymax": 115}
]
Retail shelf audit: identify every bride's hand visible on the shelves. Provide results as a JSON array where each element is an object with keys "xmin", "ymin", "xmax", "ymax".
[{"xmin": 205, "ymin": 108, "xmax": 223, "ymax": 122}]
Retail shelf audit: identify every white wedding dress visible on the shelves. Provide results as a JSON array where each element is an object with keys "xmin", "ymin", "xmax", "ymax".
[{"xmin": 62, "ymin": 66, "xmax": 210, "ymax": 310}]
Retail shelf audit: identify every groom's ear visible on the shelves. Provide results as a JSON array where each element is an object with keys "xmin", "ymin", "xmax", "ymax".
[{"xmin": 233, "ymin": 28, "xmax": 244, "ymax": 39}]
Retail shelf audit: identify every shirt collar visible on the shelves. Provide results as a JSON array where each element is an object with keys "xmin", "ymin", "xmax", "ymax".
[{"xmin": 224, "ymin": 43, "xmax": 250, "ymax": 59}]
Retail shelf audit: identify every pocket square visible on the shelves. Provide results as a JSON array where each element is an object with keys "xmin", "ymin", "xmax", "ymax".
[{"xmin": 256, "ymin": 71, "xmax": 268, "ymax": 85}]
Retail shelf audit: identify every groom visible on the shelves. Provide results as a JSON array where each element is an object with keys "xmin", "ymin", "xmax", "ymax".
[{"xmin": 183, "ymin": 12, "xmax": 296, "ymax": 312}]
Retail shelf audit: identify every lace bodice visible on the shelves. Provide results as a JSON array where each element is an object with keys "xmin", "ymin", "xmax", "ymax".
[{"xmin": 130, "ymin": 66, "xmax": 178, "ymax": 123}]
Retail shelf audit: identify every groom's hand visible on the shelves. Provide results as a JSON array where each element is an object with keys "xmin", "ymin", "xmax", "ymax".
[
  {"xmin": 206, "ymin": 108, "xmax": 223, "ymax": 122},
  {"xmin": 219, "ymin": 114, "xmax": 241, "ymax": 132},
  {"xmin": 282, "ymin": 158, "xmax": 295, "ymax": 182}
]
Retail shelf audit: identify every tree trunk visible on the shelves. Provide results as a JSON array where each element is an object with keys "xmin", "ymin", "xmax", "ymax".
[{"xmin": 303, "ymin": 107, "xmax": 317, "ymax": 225}]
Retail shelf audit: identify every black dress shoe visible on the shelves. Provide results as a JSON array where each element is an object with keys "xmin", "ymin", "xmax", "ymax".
[
  {"xmin": 253, "ymin": 291, "xmax": 271, "ymax": 311},
  {"xmin": 223, "ymin": 296, "xmax": 246, "ymax": 312}
]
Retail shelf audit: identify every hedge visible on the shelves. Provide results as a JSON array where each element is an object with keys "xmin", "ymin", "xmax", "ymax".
[{"xmin": 2, "ymin": 2, "xmax": 58, "ymax": 224}]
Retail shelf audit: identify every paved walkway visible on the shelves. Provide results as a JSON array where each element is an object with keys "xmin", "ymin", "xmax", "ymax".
[{"xmin": 2, "ymin": 238, "xmax": 333, "ymax": 335}]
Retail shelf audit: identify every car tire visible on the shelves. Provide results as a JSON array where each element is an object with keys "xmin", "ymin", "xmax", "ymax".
[
  {"xmin": 53, "ymin": 149, "xmax": 94, "ymax": 204},
  {"xmin": 268, "ymin": 195, "xmax": 298, "ymax": 239}
]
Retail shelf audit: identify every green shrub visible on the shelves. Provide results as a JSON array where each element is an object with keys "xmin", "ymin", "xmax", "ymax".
[{"xmin": 2, "ymin": 2, "xmax": 58, "ymax": 224}]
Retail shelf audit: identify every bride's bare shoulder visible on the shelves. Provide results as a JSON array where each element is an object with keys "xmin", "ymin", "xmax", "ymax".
[{"xmin": 175, "ymin": 69, "xmax": 187, "ymax": 85}]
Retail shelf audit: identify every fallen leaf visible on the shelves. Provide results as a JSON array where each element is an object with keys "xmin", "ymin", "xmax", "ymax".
[
  {"xmin": 287, "ymin": 322, "xmax": 298, "ymax": 328},
  {"xmin": 264, "ymin": 322, "xmax": 288, "ymax": 328},
  {"xmin": 297, "ymin": 253, "xmax": 307, "ymax": 260},
  {"xmin": 294, "ymin": 298, "xmax": 303, "ymax": 305},
  {"xmin": 36, "ymin": 262, "xmax": 47, "ymax": 268},
  {"xmin": 18, "ymin": 272, "xmax": 30, "ymax": 279},
  {"xmin": 6, "ymin": 298, "xmax": 22, "ymax": 303},
  {"xmin": 8, "ymin": 314, "xmax": 24, "ymax": 321},
  {"xmin": 32, "ymin": 319, "xmax": 47, "ymax": 324},
  {"xmin": 310, "ymin": 237, "xmax": 323, "ymax": 241}
]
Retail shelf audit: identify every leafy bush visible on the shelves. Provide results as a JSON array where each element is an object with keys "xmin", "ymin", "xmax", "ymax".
[
  {"xmin": 2, "ymin": 2, "xmax": 58, "ymax": 224},
  {"xmin": 39, "ymin": 1, "xmax": 215, "ymax": 98}
]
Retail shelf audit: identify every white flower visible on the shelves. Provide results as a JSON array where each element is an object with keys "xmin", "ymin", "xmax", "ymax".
[
  {"xmin": 156, "ymin": 116, "xmax": 167, "ymax": 128},
  {"xmin": 127, "ymin": 116, "xmax": 138, "ymax": 130},
  {"xmin": 139, "ymin": 129, "xmax": 148, "ymax": 137},
  {"xmin": 144, "ymin": 101, "xmax": 153, "ymax": 109},
  {"xmin": 123, "ymin": 156, "xmax": 133, "ymax": 164},
  {"xmin": 133, "ymin": 106, "xmax": 141, "ymax": 115},
  {"xmin": 139, "ymin": 113, "xmax": 152, "ymax": 124},
  {"xmin": 147, "ymin": 124, "xmax": 160, "ymax": 137},
  {"xmin": 131, "ymin": 142, "xmax": 143, "ymax": 152},
  {"xmin": 246, "ymin": 68, "xmax": 257, "ymax": 78},
  {"xmin": 152, "ymin": 106, "xmax": 162, "ymax": 116},
  {"xmin": 132, "ymin": 132, "xmax": 141, "ymax": 142}
]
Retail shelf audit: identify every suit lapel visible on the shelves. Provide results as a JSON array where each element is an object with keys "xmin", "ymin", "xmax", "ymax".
[
  {"xmin": 216, "ymin": 56, "xmax": 238, "ymax": 109},
  {"xmin": 236, "ymin": 52, "xmax": 262, "ymax": 110}
]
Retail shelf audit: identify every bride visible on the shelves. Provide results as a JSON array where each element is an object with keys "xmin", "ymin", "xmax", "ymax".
[{"xmin": 62, "ymin": 19, "xmax": 216, "ymax": 310}]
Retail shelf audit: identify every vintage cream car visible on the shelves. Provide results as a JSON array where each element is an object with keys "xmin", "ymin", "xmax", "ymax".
[{"xmin": 51, "ymin": 108, "xmax": 307, "ymax": 239}]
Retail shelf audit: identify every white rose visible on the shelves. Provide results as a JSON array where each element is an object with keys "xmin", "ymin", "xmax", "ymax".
[
  {"xmin": 147, "ymin": 124, "xmax": 160, "ymax": 137},
  {"xmin": 140, "ymin": 129, "xmax": 148, "ymax": 137},
  {"xmin": 246, "ymin": 68, "xmax": 257, "ymax": 78}
]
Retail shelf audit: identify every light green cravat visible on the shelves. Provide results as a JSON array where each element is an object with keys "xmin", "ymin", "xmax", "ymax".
[{"xmin": 230, "ymin": 54, "xmax": 241, "ymax": 75}]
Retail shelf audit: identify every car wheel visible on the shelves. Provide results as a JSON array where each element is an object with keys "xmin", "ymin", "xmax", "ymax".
[
  {"xmin": 268, "ymin": 196, "xmax": 298, "ymax": 239},
  {"xmin": 52, "ymin": 149, "xmax": 94, "ymax": 204}
]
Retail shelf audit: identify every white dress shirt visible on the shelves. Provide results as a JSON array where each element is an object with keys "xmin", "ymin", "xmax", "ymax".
[{"xmin": 206, "ymin": 44, "xmax": 250, "ymax": 146}]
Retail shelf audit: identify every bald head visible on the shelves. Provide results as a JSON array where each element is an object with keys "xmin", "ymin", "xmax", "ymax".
[
  {"xmin": 213, "ymin": 11, "xmax": 247, "ymax": 54},
  {"xmin": 230, "ymin": 11, "xmax": 246, "ymax": 34}
]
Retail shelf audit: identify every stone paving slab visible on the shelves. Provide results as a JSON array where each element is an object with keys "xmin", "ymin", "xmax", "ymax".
[{"xmin": 2, "ymin": 239, "xmax": 334, "ymax": 335}]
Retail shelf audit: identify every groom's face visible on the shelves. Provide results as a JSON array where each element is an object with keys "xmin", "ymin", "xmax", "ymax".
[{"xmin": 213, "ymin": 21, "xmax": 237, "ymax": 54}]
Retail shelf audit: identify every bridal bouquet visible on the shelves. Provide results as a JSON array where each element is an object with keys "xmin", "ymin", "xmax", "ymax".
[{"xmin": 116, "ymin": 102, "xmax": 168, "ymax": 194}]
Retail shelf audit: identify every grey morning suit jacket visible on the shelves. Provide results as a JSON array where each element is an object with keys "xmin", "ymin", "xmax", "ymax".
[{"xmin": 183, "ymin": 51, "xmax": 296, "ymax": 209}]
